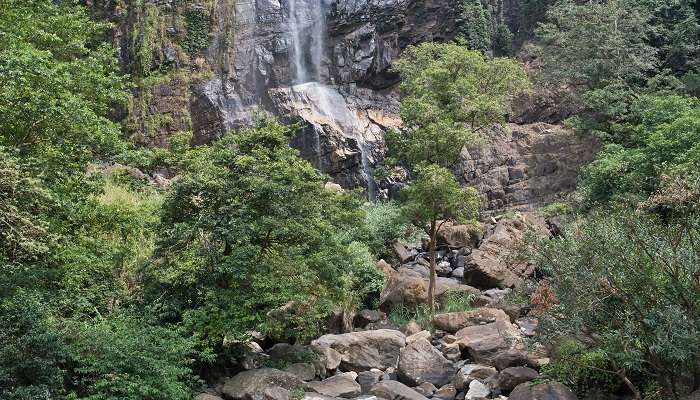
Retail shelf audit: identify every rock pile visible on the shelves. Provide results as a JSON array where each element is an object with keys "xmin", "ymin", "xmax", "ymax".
[{"xmin": 194, "ymin": 213, "xmax": 575, "ymax": 400}]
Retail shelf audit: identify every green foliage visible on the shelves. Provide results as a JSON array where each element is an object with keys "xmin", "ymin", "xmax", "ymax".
[
  {"xmin": 390, "ymin": 42, "xmax": 530, "ymax": 169},
  {"xmin": 534, "ymin": 0, "xmax": 657, "ymax": 90},
  {"xmin": 362, "ymin": 201, "xmax": 423, "ymax": 257},
  {"xmin": 533, "ymin": 211, "xmax": 700, "ymax": 397},
  {"xmin": 181, "ymin": 9, "xmax": 211, "ymax": 55},
  {"xmin": 579, "ymin": 95, "xmax": 700, "ymax": 205},
  {"xmin": 537, "ymin": 202, "xmax": 573, "ymax": 219},
  {"xmin": 145, "ymin": 116, "xmax": 376, "ymax": 343},
  {"xmin": 493, "ymin": 24, "xmax": 514, "ymax": 56},
  {"xmin": 541, "ymin": 340, "xmax": 618, "ymax": 397},
  {"xmin": 66, "ymin": 313, "xmax": 199, "ymax": 400},
  {"xmin": 458, "ymin": 0, "xmax": 491, "ymax": 53},
  {"xmin": 402, "ymin": 164, "xmax": 480, "ymax": 228},
  {"xmin": 388, "ymin": 291, "xmax": 474, "ymax": 329}
]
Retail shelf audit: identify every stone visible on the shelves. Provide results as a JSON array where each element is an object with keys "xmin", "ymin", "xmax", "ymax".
[
  {"xmin": 414, "ymin": 382, "xmax": 437, "ymax": 396},
  {"xmin": 454, "ymin": 321, "xmax": 522, "ymax": 364},
  {"xmin": 516, "ymin": 317, "xmax": 538, "ymax": 337},
  {"xmin": 465, "ymin": 380, "xmax": 490, "ymax": 400},
  {"xmin": 325, "ymin": 182, "xmax": 344, "ymax": 192},
  {"xmin": 310, "ymin": 344, "xmax": 343, "ymax": 376},
  {"xmin": 376, "ymin": 259, "xmax": 396, "ymax": 278},
  {"xmin": 306, "ymin": 373, "xmax": 361, "ymax": 398},
  {"xmin": 380, "ymin": 269, "xmax": 480, "ymax": 310},
  {"xmin": 239, "ymin": 341, "xmax": 269, "ymax": 370},
  {"xmin": 403, "ymin": 320, "xmax": 422, "ymax": 336},
  {"xmin": 453, "ymin": 364, "xmax": 498, "ymax": 391},
  {"xmin": 194, "ymin": 394, "xmax": 223, "ymax": 400},
  {"xmin": 312, "ymin": 329, "xmax": 406, "ymax": 372},
  {"xmin": 437, "ymin": 261, "xmax": 453, "ymax": 277},
  {"xmin": 397, "ymin": 338, "xmax": 456, "ymax": 387},
  {"xmin": 491, "ymin": 350, "xmax": 537, "ymax": 371},
  {"xmin": 436, "ymin": 221, "xmax": 482, "ymax": 248},
  {"xmin": 451, "ymin": 267, "xmax": 465, "ymax": 279},
  {"xmin": 358, "ymin": 370, "xmax": 383, "ymax": 394},
  {"xmin": 441, "ymin": 342, "xmax": 461, "ymax": 362},
  {"xmin": 392, "ymin": 241, "xmax": 413, "ymax": 263},
  {"xmin": 355, "ymin": 309, "xmax": 387, "ymax": 328},
  {"xmin": 433, "ymin": 308, "xmax": 510, "ymax": 333},
  {"xmin": 221, "ymin": 368, "xmax": 302, "ymax": 400},
  {"xmin": 463, "ymin": 214, "xmax": 550, "ymax": 289},
  {"xmin": 507, "ymin": 382, "xmax": 577, "ymax": 400},
  {"xmin": 433, "ymin": 384, "xmax": 457, "ymax": 400},
  {"xmin": 496, "ymin": 367, "xmax": 539, "ymax": 392},
  {"xmin": 406, "ymin": 330, "xmax": 431, "ymax": 344},
  {"xmin": 260, "ymin": 386, "xmax": 290, "ymax": 400},
  {"xmin": 284, "ymin": 362, "xmax": 316, "ymax": 381},
  {"xmin": 370, "ymin": 380, "xmax": 429, "ymax": 400}
]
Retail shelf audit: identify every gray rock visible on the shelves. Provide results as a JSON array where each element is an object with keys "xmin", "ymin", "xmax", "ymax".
[
  {"xmin": 437, "ymin": 261, "xmax": 453, "ymax": 277},
  {"xmin": 414, "ymin": 382, "xmax": 437, "ymax": 396},
  {"xmin": 507, "ymin": 382, "xmax": 577, "ymax": 400},
  {"xmin": 433, "ymin": 384, "xmax": 457, "ymax": 400},
  {"xmin": 405, "ymin": 330, "xmax": 431, "ymax": 344},
  {"xmin": 221, "ymin": 369, "xmax": 302, "ymax": 400},
  {"xmin": 496, "ymin": 367, "xmax": 539, "ymax": 392},
  {"xmin": 465, "ymin": 380, "xmax": 490, "ymax": 400},
  {"xmin": 453, "ymin": 364, "xmax": 498, "ymax": 391},
  {"xmin": 285, "ymin": 362, "xmax": 316, "ymax": 381},
  {"xmin": 454, "ymin": 322, "xmax": 522, "ymax": 364},
  {"xmin": 358, "ymin": 370, "xmax": 383, "ymax": 394},
  {"xmin": 451, "ymin": 267, "xmax": 465, "ymax": 279},
  {"xmin": 370, "ymin": 380, "xmax": 429, "ymax": 400},
  {"xmin": 312, "ymin": 329, "xmax": 406, "ymax": 372},
  {"xmin": 306, "ymin": 373, "xmax": 361, "ymax": 398},
  {"xmin": 491, "ymin": 350, "xmax": 537, "ymax": 371},
  {"xmin": 392, "ymin": 241, "xmax": 413, "ymax": 263},
  {"xmin": 433, "ymin": 308, "xmax": 511, "ymax": 333},
  {"xmin": 397, "ymin": 338, "xmax": 456, "ymax": 387},
  {"xmin": 355, "ymin": 309, "xmax": 387, "ymax": 328},
  {"xmin": 257, "ymin": 386, "xmax": 290, "ymax": 400},
  {"xmin": 516, "ymin": 317, "xmax": 538, "ymax": 337},
  {"xmin": 194, "ymin": 394, "xmax": 224, "ymax": 400}
]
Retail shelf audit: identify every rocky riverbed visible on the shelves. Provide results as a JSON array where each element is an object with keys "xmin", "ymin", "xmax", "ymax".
[{"xmin": 195, "ymin": 212, "xmax": 576, "ymax": 400}]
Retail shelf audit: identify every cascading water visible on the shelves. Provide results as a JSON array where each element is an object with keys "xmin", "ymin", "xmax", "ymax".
[{"xmin": 287, "ymin": 0, "xmax": 377, "ymax": 200}]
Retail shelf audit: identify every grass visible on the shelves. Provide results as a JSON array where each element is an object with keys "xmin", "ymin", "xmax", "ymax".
[{"xmin": 387, "ymin": 290, "xmax": 476, "ymax": 331}]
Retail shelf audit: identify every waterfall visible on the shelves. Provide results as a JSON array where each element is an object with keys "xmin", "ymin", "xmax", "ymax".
[{"xmin": 287, "ymin": 0, "xmax": 377, "ymax": 200}]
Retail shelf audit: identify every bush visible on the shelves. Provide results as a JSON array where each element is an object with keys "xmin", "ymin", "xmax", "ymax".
[
  {"xmin": 363, "ymin": 201, "xmax": 422, "ymax": 257},
  {"xmin": 533, "ymin": 210, "xmax": 700, "ymax": 397}
]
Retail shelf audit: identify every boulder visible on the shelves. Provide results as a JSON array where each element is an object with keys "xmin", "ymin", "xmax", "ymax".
[
  {"xmin": 436, "ymin": 221, "xmax": 482, "ymax": 248},
  {"xmin": 453, "ymin": 364, "xmax": 497, "ymax": 391},
  {"xmin": 370, "ymin": 380, "xmax": 429, "ymax": 400},
  {"xmin": 451, "ymin": 267, "xmax": 464, "ymax": 279},
  {"xmin": 238, "ymin": 341, "xmax": 269, "ymax": 370},
  {"xmin": 437, "ymin": 261, "xmax": 453, "ymax": 277},
  {"xmin": 358, "ymin": 370, "xmax": 383, "ymax": 394},
  {"xmin": 392, "ymin": 241, "xmax": 413, "ymax": 263},
  {"xmin": 465, "ymin": 380, "xmax": 490, "ymax": 400},
  {"xmin": 221, "ymin": 368, "xmax": 302, "ymax": 400},
  {"xmin": 355, "ymin": 309, "xmax": 387, "ymax": 328},
  {"xmin": 491, "ymin": 350, "xmax": 537, "ymax": 371},
  {"xmin": 402, "ymin": 320, "xmax": 423, "ymax": 336},
  {"xmin": 496, "ymin": 367, "xmax": 539, "ymax": 392},
  {"xmin": 285, "ymin": 362, "xmax": 316, "ymax": 381},
  {"xmin": 306, "ymin": 373, "xmax": 361, "ymax": 398},
  {"xmin": 414, "ymin": 382, "xmax": 437, "ymax": 397},
  {"xmin": 516, "ymin": 317, "xmax": 538, "ymax": 337},
  {"xmin": 463, "ymin": 214, "xmax": 549, "ymax": 289},
  {"xmin": 380, "ymin": 269, "xmax": 480, "ymax": 310},
  {"xmin": 454, "ymin": 321, "xmax": 521, "ymax": 364},
  {"xmin": 397, "ymin": 338, "xmax": 456, "ymax": 387},
  {"xmin": 312, "ymin": 329, "xmax": 406, "ymax": 371},
  {"xmin": 433, "ymin": 308, "xmax": 510, "ymax": 333},
  {"xmin": 433, "ymin": 384, "xmax": 457, "ymax": 400},
  {"xmin": 406, "ymin": 330, "xmax": 431, "ymax": 344},
  {"xmin": 377, "ymin": 259, "xmax": 396, "ymax": 278},
  {"xmin": 441, "ymin": 342, "xmax": 461, "ymax": 362},
  {"xmin": 194, "ymin": 394, "xmax": 224, "ymax": 400},
  {"xmin": 310, "ymin": 344, "xmax": 342, "ymax": 376},
  {"xmin": 507, "ymin": 382, "xmax": 577, "ymax": 400},
  {"xmin": 260, "ymin": 387, "xmax": 290, "ymax": 400}
]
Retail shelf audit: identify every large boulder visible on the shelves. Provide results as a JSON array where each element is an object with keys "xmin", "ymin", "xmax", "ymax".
[
  {"xmin": 370, "ymin": 380, "xmax": 429, "ymax": 400},
  {"xmin": 466, "ymin": 380, "xmax": 490, "ymax": 400},
  {"xmin": 221, "ymin": 368, "xmax": 302, "ymax": 400},
  {"xmin": 454, "ymin": 321, "xmax": 522, "ymax": 364},
  {"xmin": 194, "ymin": 394, "xmax": 224, "ymax": 400},
  {"xmin": 453, "ymin": 364, "xmax": 497, "ymax": 391},
  {"xmin": 433, "ymin": 308, "xmax": 510, "ymax": 333},
  {"xmin": 380, "ymin": 269, "xmax": 480, "ymax": 309},
  {"xmin": 306, "ymin": 373, "xmax": 361, "ymax": 398},
  {"xmin": 436, "ymin": 221, "xmax": 482, "ymax": 248},
  {"xmin": 312, "ymin": 329, "xmax": 406, "ymax": 371},
  {"xmin": 463, "ymin": 213, "xmax": 550, "ymax": 289},
  {"xmin": 496, "ymin": 367, "xmax": 539, "ymax": 392},
  {"xmin": 508, "ymin": 382, "xmax": 577, "ymax": 400},
  {"xmin": 397, "ymin": 338, "xmax": 456, "ymax": 387}
]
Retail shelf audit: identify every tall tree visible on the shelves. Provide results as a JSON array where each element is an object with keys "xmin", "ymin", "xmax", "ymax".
[{"xmin": 388, "ymin": 43, "xmax": 529, "ymax": 311}]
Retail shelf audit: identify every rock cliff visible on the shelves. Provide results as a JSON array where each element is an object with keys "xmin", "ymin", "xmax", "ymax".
[{"xmin": 92, "ymin": 0, "xmax": 597, "ymax": 209}]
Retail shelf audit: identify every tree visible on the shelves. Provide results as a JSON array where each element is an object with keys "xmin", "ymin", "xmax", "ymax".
[
  {"xmin": 534, "ymin": 0, "xmax": 657, "ymax": 91},
  {"xmin": 388, "ymin": 42, "xmax": 528, "ymax": 312},
  {"xmin": 388, "ymin": 42, "xmax": 530, "ymax": 168},
  {"xmin": 458, "ymin": 0, "xmax": 492, "ymax": 53},
  {"xmin": 533, "ymin": 210, "xmax": 700, "ymax": 398},
  {"xmin": 145, "ymin": 116, "xmax": 382, "ymax": 343},
  {"xmin": 402, "ymin": 165, "xmax": 479, "ymax": 313}
]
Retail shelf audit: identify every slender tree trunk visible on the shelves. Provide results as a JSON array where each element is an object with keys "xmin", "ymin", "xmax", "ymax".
[{"xmin": 428, "ymin": 218, "xmax": 437, "ymax": 316}]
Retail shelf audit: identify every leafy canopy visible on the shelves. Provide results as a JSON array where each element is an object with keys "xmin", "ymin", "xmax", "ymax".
[{"xmin": 388, "ymin": 42, "xmax": 530, "ymax": 169}]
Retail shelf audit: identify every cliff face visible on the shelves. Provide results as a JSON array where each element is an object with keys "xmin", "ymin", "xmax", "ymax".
[{"xmin": 93, "ymin": 0, "xmax": 597, "ymax": 209}]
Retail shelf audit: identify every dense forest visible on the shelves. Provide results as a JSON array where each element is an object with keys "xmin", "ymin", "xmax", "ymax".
[{"xmin": 1, "ymin": 0, "xmax": 699, "ymax": 399}]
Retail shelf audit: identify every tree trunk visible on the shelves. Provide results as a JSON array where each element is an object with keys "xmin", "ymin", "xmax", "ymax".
[{"xmin": 428, "ymin": 218, "xmax": 437, "ymax": 315}]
